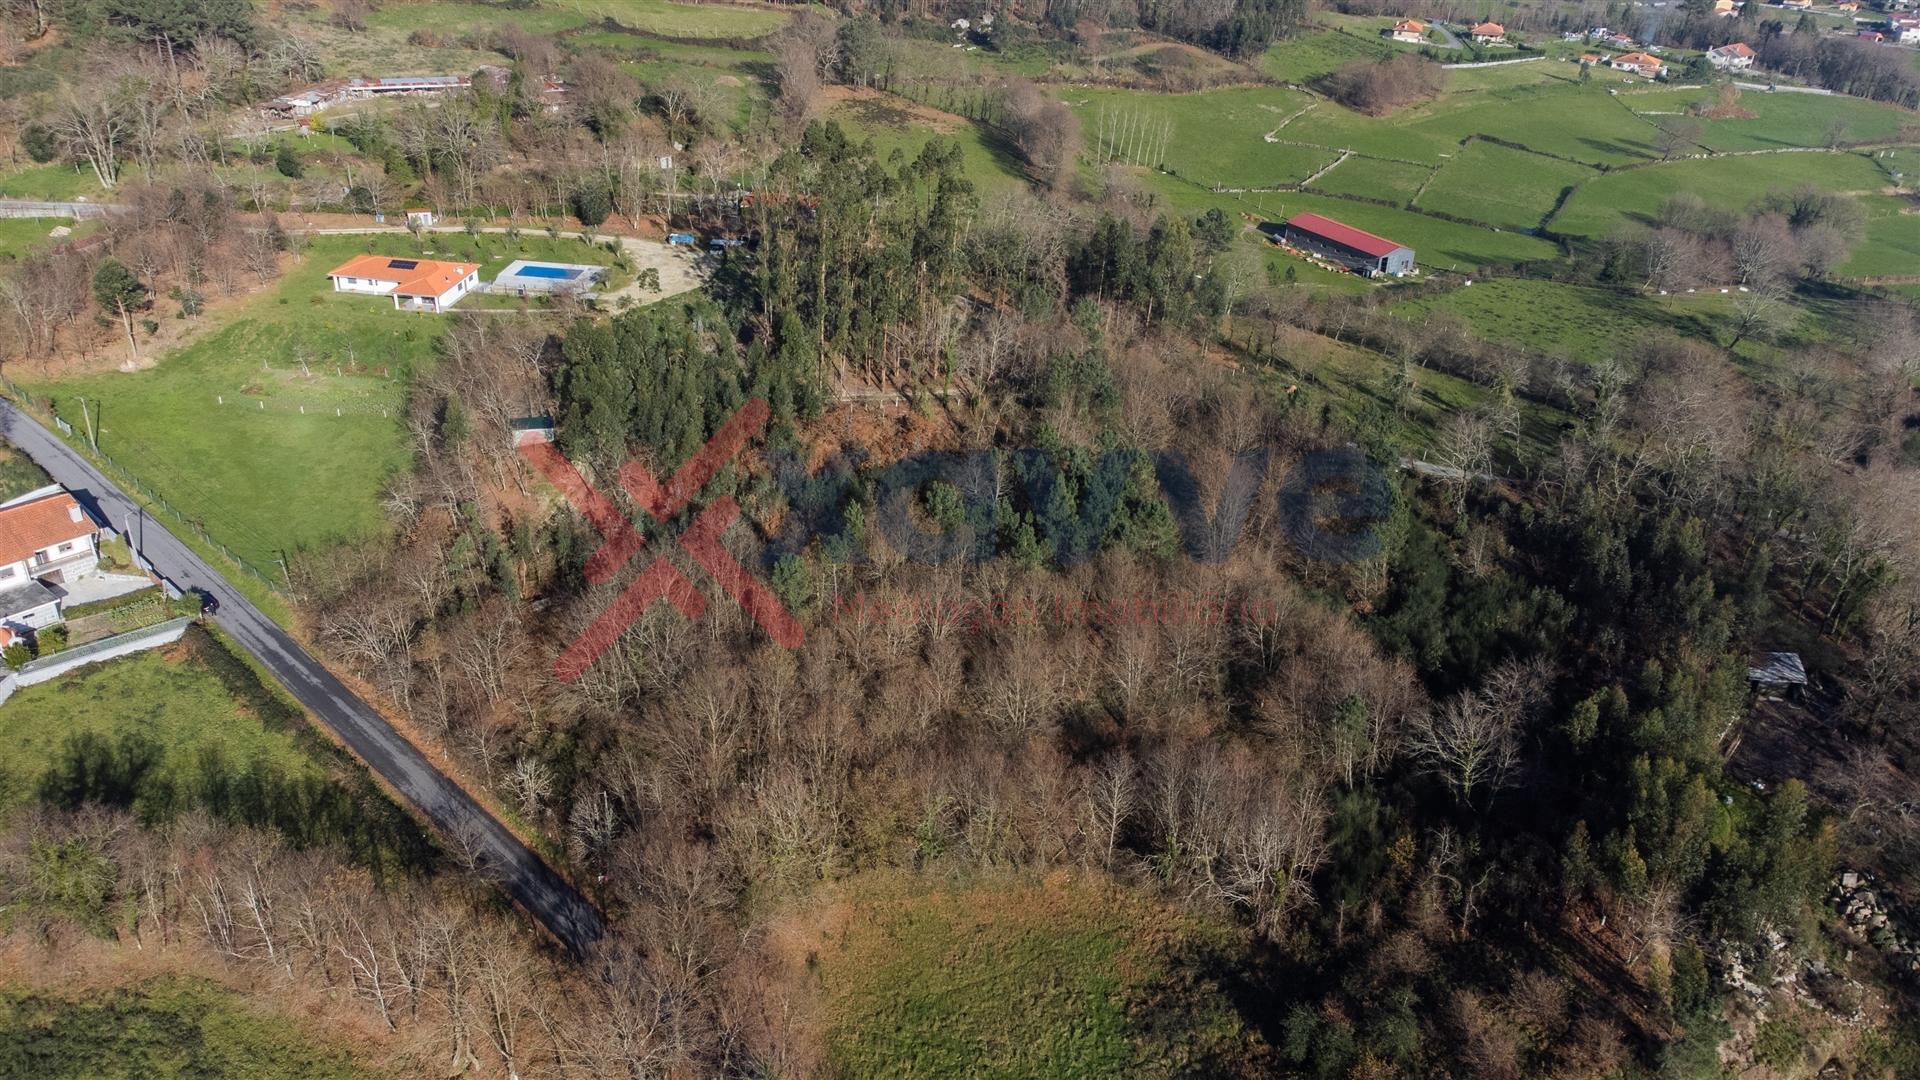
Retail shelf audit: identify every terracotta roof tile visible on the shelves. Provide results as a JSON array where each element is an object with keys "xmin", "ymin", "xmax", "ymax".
[{"xmin": 0, "ymin": 493, "xmax": 93, "ymax": 567}]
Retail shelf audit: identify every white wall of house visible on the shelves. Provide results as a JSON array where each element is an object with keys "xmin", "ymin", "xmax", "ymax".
[
  {"xmin": 0, "ymin": 532, "xmax": 97, "ymax": 587},
  {"xmin": 395, "ymin": 270, "xmax": 478, "ymax": 313},
  {"xmin": 332, "ymin": 275, "xmax": 400, "ymax": 296}
]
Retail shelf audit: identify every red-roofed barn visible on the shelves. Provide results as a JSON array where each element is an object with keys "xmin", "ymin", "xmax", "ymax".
[{"xmin": 1279, "ymin": 213, "xmax": 1415, "ymax": 277}]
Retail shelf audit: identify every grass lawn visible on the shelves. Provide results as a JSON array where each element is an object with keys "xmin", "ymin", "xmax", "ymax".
[
  {"xmin": 0, "ymin": 163, "xmax": 106, "ymax": 201},
  {"xmin": 830, "ymin": 98, "xmax": 1030, "ymax": 198},
  {"xmin": 1390, "ymin": 278, "xmax": 1741, "ymax": 363},
  {"xmin": 0, "ymin": 976, "xmax": 376, "ymax": 1080},
  {"xmin": 566, "ymin": 28, "xmax": 772, "ymax": 66},
  {"xmin": 0, "ymin": 441, "xmax": 51, "ymax": 500},
  {"xmin": 1549, "ymin": 149, "xmax": 1892, "ymax": 236},
  {"xmin": 810, "ymin": 874, "xmax": 1264, "ymax": 1077},
  {"xmin": 1280, "ymin": 80, "xmax": 1663, "ymax": 166},
  {"xmin": 1623, "ymin": 85, "xmax": 1919, "ymax": 152},
  {"xmin": 0, "ymin": 216, "xmax": 95, "ymax": 260},
  {"xmin": 1307, "ymin": 154, "xmax": 1433, "ymax": 206},
  {"xmin": 21, "ymin": 233, "xmax": 602, "ymax": 570},
  {"xmin": 551, "ymin": 0, "xmax": 790, "ymax": 37},
  {"xmin": 1260, "ymin": 27, "xmax": 1398, "ymax": 84},
  {"xmin": 1243, "ymin": 319, "xmax": 1569, "ymax": 462},
  {"xmin": 0, "ymin": 629, "xmax": 325, "ymax": 815},
  {"xmin": 616, "ymin": 56, "xmax": 770, "ymax": 131},
  {"xmin": 365, "ymin": 0, "xmax": 591, "ymax": 35},
  {"xmin": 1151, "ymin": 177, "xmax": 1562, "ymax": 269},
  {"xmin": 1059, "ymin": 86, "xmax": 1328, "ymax": 187},
  {"xmin": 1415, "ymin": 140, "xmax": 1597, "ymax": 231}
]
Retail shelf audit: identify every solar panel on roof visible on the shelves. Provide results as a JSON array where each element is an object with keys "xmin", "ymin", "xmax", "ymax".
[{"xmin": 387, "ymin": 259, "xmax": 419, "ymax": 270}]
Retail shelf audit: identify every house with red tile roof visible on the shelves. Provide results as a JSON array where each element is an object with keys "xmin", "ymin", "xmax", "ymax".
[
  {"xmin": 1708, "ymin": 42, "xmax": 1756, "ymax": 68},
  {"xmin": 0, "ymin": 486, "xmax": 101, "ymax": 633},
  {"xmin": 1608, "ymin": 51, "xmax": 1667, "ymax": 77},
  {"xmin": 326, "ymin": 254, "xmax": 480, "ymax": 313},
  {"xmin": 1470, "ymin": 20, "xmax": 1506, "ymax": 42},
  {"xmin": 1389, "ymin": 18, "xmax": 1427, "ymax": 42}
]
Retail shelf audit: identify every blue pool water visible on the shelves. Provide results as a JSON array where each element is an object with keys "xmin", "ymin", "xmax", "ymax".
[{"xmin": 515, "ymin": 264, "xmax": 580, "ymax": 280}]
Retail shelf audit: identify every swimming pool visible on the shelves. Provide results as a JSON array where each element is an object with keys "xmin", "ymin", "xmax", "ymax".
[{"xmin": 494, "ymin": 260, "xmax": 606, "ymax": 293}]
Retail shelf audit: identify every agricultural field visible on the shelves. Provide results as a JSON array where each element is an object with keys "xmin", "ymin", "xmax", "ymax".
[
  {"xmin": 1306, "ymin": 154, "xmax": 1433, "ymax": 205},
  {"xmin": 0, "ymin": 976, "xmax": 375, "ymax": 1080},
  {"xmin": 1260, "ymin": 27, "xmax": 1399, "ymax": 84},
  {"xmin": 1414, "ymin": 140, "xmax": 1597, "ymax": 231},
  {"xmin": 1152, "ymin": 179, "xmax": 1563, "ymax": 269},
  {"xmin": 1278, "ymin": 80, "xmax": 1664, "ymax": 166},
  {"xmin": 1390, "ymin": 278, "xmax": 1742, "ymax": 364},
  {"xmin": 1547, "ymin": 150, "xmax": 1920, "ymax": 277},
  {"xmin": 1060, "ymin": 86, "xmax": 1329, "ymax": 187},
  {"xmin": 1622, "ymin": 84, "xmax": 1919, "ymax": 152},
  {"xmin": 553, "ymin": 0, "xmax": 791, "ymax": 37},
  {"xmin": 22, "ymin": 232, "xmax": 609, "ymax": 570},
  {"xmin": 806, "ymin": 875, "xmax": 1263, "ymax": 1077}
]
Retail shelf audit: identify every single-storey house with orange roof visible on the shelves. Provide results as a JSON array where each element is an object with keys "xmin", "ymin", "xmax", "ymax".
[
  {"xmin": 1608, "ymin": 51, "xmax": 1667, "ymax": 77},
  {"xmin": 326, "ymin": 254, "xmax": 480, "ymax": 313},
  {"xmin": 1708, "ymin": 42, "xmax": 1756, "ymax": 68},
  {"xmin": 1389, "ymin": 18, "xmax": 1427, "ymax": 42},
  {"xmin": 1470, "ymin": 21, "xmax": 1506, "ymax": 42}
]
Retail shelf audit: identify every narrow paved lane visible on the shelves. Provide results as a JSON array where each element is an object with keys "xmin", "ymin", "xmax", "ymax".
[{"xmin": 0, "ymin": 400, "xmax": 604, "ymax": 954}]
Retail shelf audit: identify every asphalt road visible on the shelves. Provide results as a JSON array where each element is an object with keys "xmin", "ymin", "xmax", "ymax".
[{"xmin": 0, "ymin": 399, "xmax": 605, "ymax": 954}]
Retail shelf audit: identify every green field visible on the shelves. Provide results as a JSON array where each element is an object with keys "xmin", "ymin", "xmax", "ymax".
[
  {"xmin": 0, "ymin": 163, "xmax": 105, "ymax": 201},
  {"xmin": 24, "ymin": 233, "xmax": 606, "ymax": 569},
  {"xmin": 1260, "ymin": 27, "xmax": 1398, "ymax": 84},
  {"xmin": 0, "ymin": 630, "xmax": 327, "ymax": 814},
  {"xmin": 1154, "ymin": 179, "xmax": 1562, "ymax": 269},
  {"xmin": 1416, "ymin": 140, "xmax": 1597, "ymax": 231},
  {"xmin": 831, "ymin": 99, "xmax": 1029, "ymax": 198},
  {"xmin": 1307, "ymin": 154, "xmax": 1433, "ymax": 205},
  {"xmin": 815, "ymin": 876, "xmax": 1262, "ymax": 1077},
  {"xmin": 0, "ymin": 977, "xmax": 376, "ymax": 1080},
  {"xmin": 364, "ymin": 0, "xmax": 590, "ymax": 34},
  {"xmin": 1279, "ymin": 80, "xmax": 1663, "ymax": 167},
  {"xmin": 1547, "ymin": 149, "xmax": 1918, "ymax": 277},
  {"xmin": 1623, "ymin": 85, "xmax": 1919, "ymax": 152},
  {"xmin": 0, "ymin": 216, "xmax": 87, "ymax": 259},
  {"xmin": 1061, "ymin": 86, "xmax": 1328, "ymax": 186},
  {"xmin": 1391, "ymin": 278, "xmax": 1740, "ymax": 363},
  {"xmin": 553, "ymin": 0, "xmax": 790, "ymax": 37}
]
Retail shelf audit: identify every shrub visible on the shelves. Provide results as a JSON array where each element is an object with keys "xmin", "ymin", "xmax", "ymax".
[
  {"xmin": 36, "ymin": 624, "xmax": 68, "ymax": 654},
  {"xmin": 3, "ymin": 643, "xmax": 32, "ymax": 669},
  {"xmin": 274, "ymin": 143, "xmax": 302, "ymax": 179},
  {"xmin": 21, "ymin": 124, "xmax": 57, "ymax": 164},
  {"xmin": 571, "ymin": 187, "xmax": 613, "ymax": 228}
]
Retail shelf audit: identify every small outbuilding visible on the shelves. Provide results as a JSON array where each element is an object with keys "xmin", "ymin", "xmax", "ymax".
[
  {"xmin": 1277, "ymin": 213, "xmax": 1415, "ymax": 277},
  {"xmin": 1747, "ymin": 652, "xmax": 1808, "ymax": 698}
]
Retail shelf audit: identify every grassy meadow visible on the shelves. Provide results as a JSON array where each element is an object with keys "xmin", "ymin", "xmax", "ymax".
[
  {"xmin": 0, "ymin": 976, "xmax": 377, "ymax": 1080},
  {"xmin": 1414, "ymin": 140, "xmax": 1597, "ymax": 231},
  {"xmin": 812, "ymin": 875, "xmax": 1264, "ymax": 1077},
  {"xmin": 0, "ymin": 630, "xmax": 327, "ymax": 815},
  {"xmin": 1307, "ymin": 154, "xmax": 1433, "ymax": 205},
  {"xmin": 24, "ymin": 232, "xmax": 608, "ymax": 569}
]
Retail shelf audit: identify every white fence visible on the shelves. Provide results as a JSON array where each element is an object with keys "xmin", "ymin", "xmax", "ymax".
[{"xmin": 0, "ymin": 616, "xmax": 193, "ymax": 705}]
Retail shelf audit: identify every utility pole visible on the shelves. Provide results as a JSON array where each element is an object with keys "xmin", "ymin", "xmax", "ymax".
[{"xmin": 77, "ymin": 397, "xmax": 97, "ymax": 452}]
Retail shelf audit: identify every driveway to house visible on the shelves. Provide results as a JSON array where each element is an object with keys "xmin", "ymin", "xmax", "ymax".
[
  {"xmin": 304, "ymin": 224, "xmax": 706, "ymax": 308},
  {"xmin": 1427, "ymin": 21, "xmax": 1467, "ymax": 49},
  {"xmin": 0, "ymin": 399, "xmax": 606, "ymax": 955}
]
